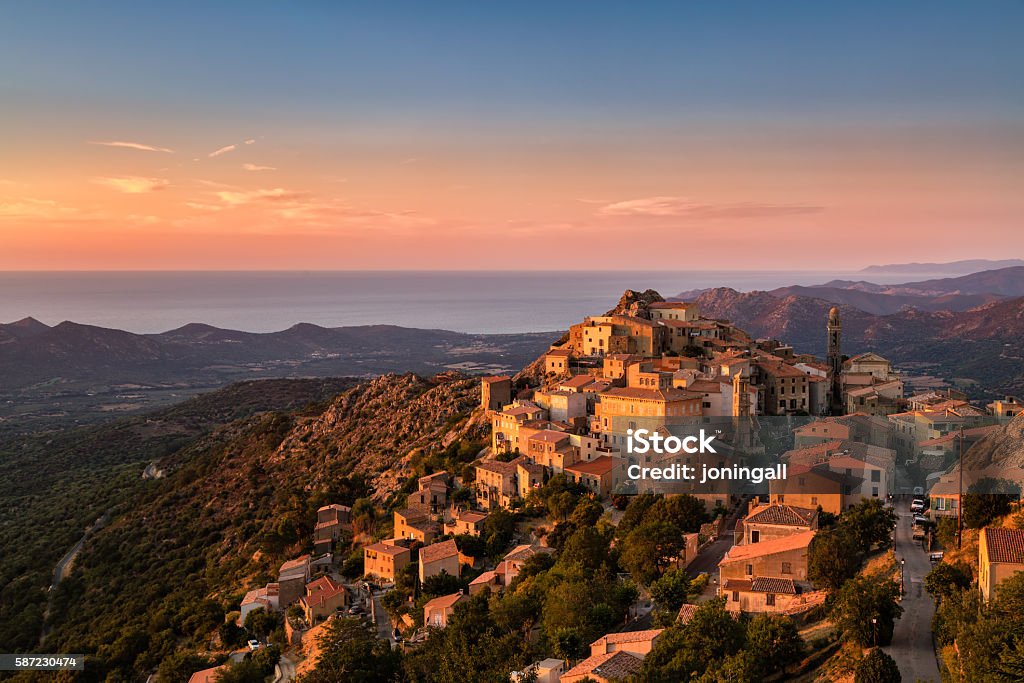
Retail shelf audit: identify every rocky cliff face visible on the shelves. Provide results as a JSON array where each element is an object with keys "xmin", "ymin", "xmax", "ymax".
[{"xmin": 963, "ymin": 412, "xmax": 1024, "ymax": 471}]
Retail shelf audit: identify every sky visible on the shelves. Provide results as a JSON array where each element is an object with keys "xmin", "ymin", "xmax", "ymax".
[{"xmin": 1, "ymin": 1, "xmax": 1022, "ymax": 270}]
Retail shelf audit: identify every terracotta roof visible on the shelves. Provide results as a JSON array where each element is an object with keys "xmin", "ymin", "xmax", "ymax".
[
  {"xmin": 565, "ymin": 455, "xmax": 617, "ymax": 477},
  {"xmin": 188, "ymin": 667, "xmax": 226, "ymax": 683},
  {"xmin": 280, "ymin": 555, "xmax": 310, "ymax": 572},
  {"xmin": 503, "ymin": 544, "xmax": 552, "ymax": 562},
  {"xmin": 755, "ymin": 361, "xmax": 807, "ymax": 378},
  {"xmin": 423, "ymin": 592, "xmax": 466, "ymax": 612},
  {"xmin": 469, "ymin": 570, "xmax": 499, "ymax": 585},
  {"xmin": 721, "ymin": 530, "xmax": 816, "ymax": 563},
  {"xmin": 745, "ymin": 504, "xmax": 818, "ymax": 527},
  {"xmin": 561, "ymin": 375, "xmax": 597, "ymax": 389},
  {"xmin": 592, "ymin": 628, "xmax": 663, "ymax": 646},
  {"xmin": 649, "ymin": 301, "xmax": 696, "ymax": 309},
  {"xmin": 723, "ymin": 578, "xmax": 753, "ymax": 591},
  {"xmin": 677, "ymin": 603, "xmax": 699, "ymax": 624},
  {"xmin": 482, "ymin": 375, "xmax": 511, "ymax": 383},
  {"xmin": 365, "ymin": 542, "xmax": 409, "ymax": 557},
  {"xmin": 983, "ymin": 527, "xmax": 1024, "ymax": 565},
  {"xmin": 419, "ymin": 539, "xmax": 460, "ymax": 565},
  {"xmin": 477, "ymin": 460, "xmax": 518, "ymax": 477},
  {"xmin": 751, "ymin": 577, "xmax": 797, "ymax": 594},
  {"xmin": 455, "ymin": 510, "xmax": 488, "ymax": 524},
  {"xmin": 531, "ymin": 429, "xmax": 571, "ymax": 444},
  {"xmin": 562, "ymin": 650, "xmax": 643, "ymax": 680},
  {"xmin": 546, "ymin": 348, "xmax": 572, "ymax": 357}
]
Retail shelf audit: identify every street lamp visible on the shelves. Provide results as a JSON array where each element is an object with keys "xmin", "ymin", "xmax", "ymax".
[
  {"xmin": 900, "ymin": 558, "xmax": 906, "ymax": 595},
  {"xmin": 872, "ymin": 617, "xmax": 878, "ymax": 647}
]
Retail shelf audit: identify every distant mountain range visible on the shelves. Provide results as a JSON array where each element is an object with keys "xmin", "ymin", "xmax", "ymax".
[
  {"xmin": 859, "ymin": 258, "xmax": 1024, "ymax": 276},
  {"xmin": 0, "ymin": 319, "xmax": 553, "ymax": 422},
  {"xmin": 676, "ymin": 266, "xmax": 1024, "ymax": 315}
]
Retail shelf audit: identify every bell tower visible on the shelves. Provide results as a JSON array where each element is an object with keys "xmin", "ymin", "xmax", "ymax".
[{"xmin": 827, "ymin": 306, "xmax": 843, "ymax": 413}]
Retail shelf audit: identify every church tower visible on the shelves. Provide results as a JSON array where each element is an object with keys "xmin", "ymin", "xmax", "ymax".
[{"xmin": 828, "ymin": 306, "xmax": 843, "ymax": 412}]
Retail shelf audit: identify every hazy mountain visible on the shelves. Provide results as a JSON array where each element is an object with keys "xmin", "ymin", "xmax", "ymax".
[{"xmin": 859, "ymin": 259, "xmax": 1024, "ymax": 277}]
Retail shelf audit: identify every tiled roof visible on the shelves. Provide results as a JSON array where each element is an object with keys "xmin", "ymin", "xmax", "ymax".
[
  {"xmin": 601, "ymin": 387, "xmax": 700, "ymax": 401},
  {"xmin": 563, "ymin": 650, "xmax": 643, "ymax": 680},
  {"xmin": 745, "ymin": 504, "xmax": 817, "ymax": 527},
  {"xmin": 723, "ymin": 578, "xmax": 753, "ymax": 591},
  {"xmin": 565, "ymin": 455, "xmax": 617, "ymax": 477},
  {"xmin": 188, "ymin": 667, "xmax": 226, "ymax": 683},
  {"xmin": 592, "ymin": 628, "xmax": 663, "ymax": 646},
  {"xmin": 751, "ymin": 577, "xmax": 797, "ymax": 594},
  {"xmin": 983, "ymin": 527, "xmax": 1024, "ymax": 565},
  {"xmin": 365, "ymin": 542, "xmax": 409, "ymax": 556},
  {"xmin": 721, "ymin": 530, "xmax": 816, "ymax": 563},
  {"xmin": 677, "ymin": 603, "xmax": 699, "ymax": 624},
  {"xmin": 481, "ymin": 375, "xmax": 510, "ymax": 383},
  {"xmin": 531, "ymin": 429, "xmax": 571, "ymax": 444},
  {"xmin": 419, "ymin": 539, "xmax": 459, "ymax": 565},
  {"xmin": 423, "ymin": 592, "xmax": 465, "ymax": 612},
  {"xmin": 477, "ymin": 460, "xmax": 518, "ymax": 477}
]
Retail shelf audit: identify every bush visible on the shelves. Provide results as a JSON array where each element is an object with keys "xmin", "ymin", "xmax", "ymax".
[{"xmin": 854, "ymin": 648, "xmax": 901, "ymax": 683}]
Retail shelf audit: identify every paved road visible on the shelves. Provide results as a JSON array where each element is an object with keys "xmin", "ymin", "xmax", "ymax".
[
  {"xmin": 883, "ymin": 501, "xmax": 941, "ymax": 683},
  {"xmin": 274, "ymin": 654, "xmax": 296, "ymax": 682}
]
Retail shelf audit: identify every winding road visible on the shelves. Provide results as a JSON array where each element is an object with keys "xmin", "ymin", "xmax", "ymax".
[{"xmin": 883, "ymin": 500, "xmax": 941, "ymax": 683}]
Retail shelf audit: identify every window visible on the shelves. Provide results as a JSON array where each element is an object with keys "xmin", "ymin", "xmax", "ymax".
[
  {"xmin": 872, "ymin": 486, "xmax": 879, "ymax": 497},
  {"xmin": 745, "ymin": 564, "xmax": 753, "ymax": 576},
  {"xmin": 766, "ymin": 593, "xmax": 776, "ymax": 607},
  {"xmin": 750, "ymin": 530, "xmax": 760, "ymax": 543},
  {"xmin": 781, "ymin": 562, "xmax": 792, "ymax": 574},
  {"xmin": 732, "ymin": 591, "xmax": 740, "ymax": 602},
  {"xmin": 871, "ymin": 470, "xmax": 881, "ymax": 482},
  {"xmin": 810, "ymin": 496, "xmax": 818, "ymax": 506}
]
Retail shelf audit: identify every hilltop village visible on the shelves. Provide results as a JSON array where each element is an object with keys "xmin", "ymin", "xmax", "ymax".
[{"xmin": 191, "ymin": 293, "xmax": 1023, "ymax": 683}]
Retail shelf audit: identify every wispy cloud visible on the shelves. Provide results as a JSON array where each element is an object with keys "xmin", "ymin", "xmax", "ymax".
[
  {"xmin": 242, "ymin": 163, "xmax": 276, "ymax": 172},
  {"xmin": 214, "ymin": 188, "xmax": 308, "ymax": 206},
  {"xmin": 208, "ymin": 144, "xmax": 237, "ymax": 158},
  {"xmin": 89, "ymin": 140, "xmax": 174, "ymax": 153},
  {"xmin": 93, "ymin": 176, "xmax": 170, "ymax": 193},
  {"xmin": 399, "ymin": 157, "xmax": 420, "ymax": 165},
  {"xmin": 244, "ymin": 138, "xmax": 256, "ymax": 145},
  {"xmin": 597, "ymin": 196, "xmax": 824, "ymax": 220},
  {"xmin": 0, "ymin": 197, "xmax": 80, "ymax": 219}
]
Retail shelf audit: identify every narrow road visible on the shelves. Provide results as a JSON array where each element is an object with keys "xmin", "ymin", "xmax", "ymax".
[
  {"xmin": 274, "ymin": 654, "xmax": 296, "ymax": 683},
  {"xmin": 883, "ymin": 500, "xmax": 940, "ymax": 683},
  {"xmin": 370, "ymin": 590, "xmax": 395, "ymax": 646}
]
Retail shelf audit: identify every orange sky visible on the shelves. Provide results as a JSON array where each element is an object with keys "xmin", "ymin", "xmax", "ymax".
[{"xmin": 2, "ymin": 5, "xmax": 1022, "ymax": 270}]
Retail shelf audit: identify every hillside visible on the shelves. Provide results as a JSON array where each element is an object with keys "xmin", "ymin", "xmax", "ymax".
[
  {"xmin": 0, "ymin": 378, "xmax": 358, "ymax": 653},
  {"xmin": 38, "ymin": 373, "xmax": 488, "ymax": 675}
]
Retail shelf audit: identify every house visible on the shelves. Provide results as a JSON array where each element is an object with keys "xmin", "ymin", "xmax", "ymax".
[
  {"xmin": 481, "ymin": 375, "xmax": 512, "ymax": 412},
  {"xmin": 511, "ymin": 658, "xmax": 565, "ymax": 683},
  {"xmin": 532, "ymin": 389, "xmax": 589, "ymax": 424},
  {"xmin": 411, "ymin": 471, "xmax": 450, "ymax": 513},
  {"xmin": 491, "ymin": 401, "xmax": 546, "ymax": 453},
  {"xmin": 793, "ymin": 420, "xmax": 851, "ymax": 448},
  {"xmin": 648, "ymin": 301, "xmax": 700, "ymax": 322},
  {"xmin": 422, "ymin": 591, "xmax": 467, "ymax": 629},
  {"xmin": 475, "ymin": 459, "xmax": 520, "ymax": 509},
  {"xmin": 277, "ymin": 555, "xmax": 311, "ymax": 608},
  {"xmin": 468, "ymin": 569, "xmax": 503, "ymax": 595},
  {"xmin": 595, "ymin": 387, "xmax": 702, "ymax": 451},
  {"xmin": 393, "ymin": 508, "xmax": 438, "ymax": 544},
  {"xmin": 445, "ymin": 509, "xmax": 488, "ymax": 537},
  {"xmin": 545, "ymin": 348, "xmax": 572, "ymax": 375},
  {"xmin": 988, "ymin": 396, "xmax": 1022, "ymax": 419},
  {"xmin": 590, "ymin": 629, "xmax": 664, "ymax": 657},
  {"xmin": 979, "ymin": 527, "xmax": 1024, "ymax": 603},
  {"xmin": 719, "ymin": 530, "xmax": 816, "ymax": 584},
  {"xmin": 364, "ymin": 541, "xmax": 411, "ymax": 582},
  {"xmin": 561, "ymin": 650, "xmax": 644, "ymax": 683},
  {"xmin": 240, "ymin": 583, "xmax": 280, "ymax": 624},
  {"xmin": 498, "ymin": 544, "xmax": 554, "ymax": 586},
  {"xmin": 769, "ymin": 464, "xmax": 851, "ymax": 514},
  {"xmin": 188, "ymin": 666, "xmax": 227, "ymax": 683},
  {"xmin": 738, "ymin": 504, "xmax": 818, "ymax": 546},
  {"xmin": 723, "ymin": 577, "xmax": 805, "ymax": 614},
  {"xmin": 516, "ymin": 459, "xmax": 546, "ymax": 498},
  {"xmin": 753, "ymin": 360, "xmax": 809, "ymax": 416},
  {"xmin": 526, "ymin": 429, "xmax": 577, "ymax": 472},
  {"xmin": 419, "ymin": 539, "xmax": 461, "ymax": 583},
  {"xmin": 314, "ymin": 504, "xmax": 351, "ymax": 554},
  {"xmin": 300, "ymin": 576, "xmax": 348, "ymax": 623},
  {"xmin": 928, "ymin": 474, "xmax": 961, "ymax": 518},
  {"xmin": 676, "ymin": 603, "xmax": 699, "ymax": 624},
  {"xmin": 563, "ymin": 456, "xmax": 624, "ymax": 498}
]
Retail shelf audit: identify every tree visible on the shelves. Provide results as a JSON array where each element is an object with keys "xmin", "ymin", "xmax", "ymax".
[
  {"xmin": 570, "ymin": 497, "xmax": 604, "ymax": 527},
  {"xmin": 483, "ymin": 508, "xmax": 515, "ymax": 556},
  {"xmin": 619, "ymin": 521, "xmax": 685, "ymax": 585},
  {"xmin": 695, "ymin": 651, "xmax": 759, "ymax": 683},
  {"xmin": 649, "ymin": 567, "xmax": 691, "ymax": 613},
  {"xmin": 558, "ymin": 526, "xmax": 611, "ymax": 573},
  {"xmin": 808, "ymin": 528, "xmax": 861, "ymax": 590},
  {"xmin": 831, "ymin": 575, "xmax": 903, "ymax": 647},
  {"xmin": 997, "ymin": 634, "xmax": 1024, "ymax": 680},
  {"xmin": 840, "ymin": 499, "xmax": 896, "ymax": 554},
  {"xmin": 854, "ymin": 648, "xmax": 901, "ymax": 683},
  {"xmin": 962, "ymin": 478, "xmax": 1021, "ymax": 529},
  {"xmin": 243, "ymin": 607, "xmax": 280, "ymax": 639},
  {"xmin": 642, "ymin": 599, "xmax": 746, "ymax": 682},
  {"xmin": 924, "ymin": 562, "xmax": 972, "ymax": 602},
  {"xmin": 156, "ymin": 650, "xmax": 214, "ymax": 683},
  {"xmin": 745, "ymin": 614, "xmax": 804, "ymax": 676},
  {"xmin": 297, "ymin": 616, "xmax": 401, "ymax": 683},
  {"xmin": 421, "ymin": 571, "xmax": 462, "ymax": 598},
  {"xmin": 216, "ymin": 659, "xmax": 268, "ymax": 683}
]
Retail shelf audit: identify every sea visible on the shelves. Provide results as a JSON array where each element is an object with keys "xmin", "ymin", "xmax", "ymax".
[{"xmin": 0, "ymin": 270, "xmax": 905, "ymax": 335}]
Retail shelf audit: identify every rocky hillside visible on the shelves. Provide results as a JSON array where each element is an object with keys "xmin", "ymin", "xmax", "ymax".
[
  {"xmin": 963, "ymin": 412, "xmax": 1024, "ymax": 472},
  {"xmin": 40, "ymin": 373, "xmax": 490, "ymax": 672}
]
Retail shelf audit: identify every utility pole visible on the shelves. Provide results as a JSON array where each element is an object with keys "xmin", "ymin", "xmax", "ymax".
[{"xmin": 957, "ymin": 426, "xmax": 964, "ymax": 550}]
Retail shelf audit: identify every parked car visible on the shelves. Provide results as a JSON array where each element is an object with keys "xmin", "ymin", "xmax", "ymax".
[
  {"xmin": 247, "ymin": 639, "xmax": 261, "ymax": 651},
  {"xmin": 913, "ymin": 486, "xmax": 924, "ymax": 496},
  {"xmin": 910, "ymin": 499, "xmax": 925, "ymax": 513}
]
